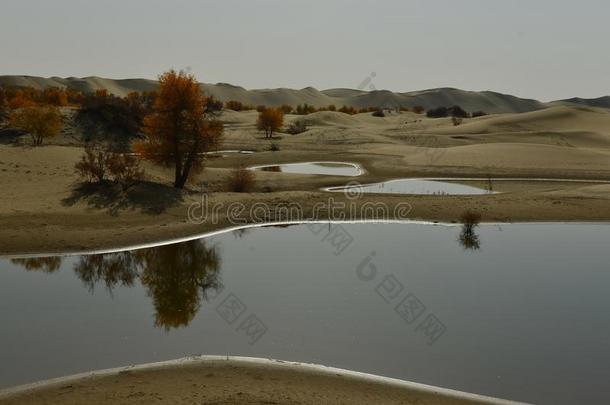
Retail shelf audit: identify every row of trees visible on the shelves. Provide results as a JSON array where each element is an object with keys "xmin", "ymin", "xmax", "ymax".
[
  {"xmin": 426, "ymin": 105, "xmax": 488, "ymax": 119},
  {"xmin": 1, "ymin": 83, "xmax": 430, "ymax": 119}
]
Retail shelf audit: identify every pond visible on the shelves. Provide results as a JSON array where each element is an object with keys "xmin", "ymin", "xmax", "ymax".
[
  {"xmin": 327, "ymin": 179, "xmax": 494, "ymax": 195},
  {"xmin": 250, "ymin": 162, "xmax": 363, "ymax": 176},
  {"xmin": 1, "ymin": 222, "xmax": 609, "ymax": 405}
]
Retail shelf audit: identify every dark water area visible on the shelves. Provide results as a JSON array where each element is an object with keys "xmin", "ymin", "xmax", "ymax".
[
  {"xmin": 1, "ymin": 223, "xmax": 609, "ymax": 404},
  {"xmin": 252, "ymin": 162, "xmax": 362, "ymax": 176}
]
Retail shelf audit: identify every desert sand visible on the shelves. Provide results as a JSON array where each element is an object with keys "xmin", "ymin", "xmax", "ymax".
[{"xmin": 1, "ymin": 104, "xmax": 610, "ymax": 256}]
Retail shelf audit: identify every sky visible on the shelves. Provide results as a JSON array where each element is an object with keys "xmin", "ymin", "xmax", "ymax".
[{"xmin": 1, "ymin": 0, "xmax": 609, "ymax": 101}]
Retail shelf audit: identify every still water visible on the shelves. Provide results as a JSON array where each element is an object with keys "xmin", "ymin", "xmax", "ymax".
[
  {"xmin": 328, "ymin": 179, "xmax": 494, "ymax": 195},
  {"xmin": 1, "ymin": 223, "xmax": 609, "ymax": 404},
  {"xmin": 250, "ymin": 162, "xmax": 362, "ymax": 176}
]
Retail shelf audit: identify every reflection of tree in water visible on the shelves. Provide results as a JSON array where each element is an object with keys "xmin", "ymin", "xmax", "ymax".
[
  {"xmin": 458, "ymin": 211, "xmax": 482, "ymax": 251},
  {"xmin": 459, "ymin": 224, "xmax": 481, "ymax": 250},
  {"xmin": 11, "ymin": 257, "xmax": 62, "ymax": 273},
  {"xmin": 72, "ymin": 240, "xmax": 222, "ymax": 330},
  {"xmin": 74, "ymin": 252, "xmax": 140, "ymax": 292},
  {"xmin": 139, "ymin": 241, "xmax": 222, "ymax": 330}
]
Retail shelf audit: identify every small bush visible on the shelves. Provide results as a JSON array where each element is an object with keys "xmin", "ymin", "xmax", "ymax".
[
  {"xmin": 205, "ymin": 96, "xmax": 224, "ymax": 115},
  {"xmin": 295, "ymin": 103, "xmax": 316, "ymax": 115},
  {"xmin": 270, "ymin": 143, "xmax": 280, "ymax": 151},
  {"xmin": 285, "ymin": 120, "xmax": 308, "ymax": 135},
  {"xmin": 460, "ymin": 210, "xmax": 481, "ymax": 226},
  {"xmin": 472, "ymin": 111, "xmax": 488, "ymax": 118},
  {"xmin": 279, "ymin": 104, "xmax": 293, "ymax": 114},
  {"xmin": 227, "ymin": 167, "xmax": 255, "ymax": 192},
  {"xmin": 256, "ymin": 105, "xmax": 267, "ymax": 112},
  {"xmin": 449, "ymin": 105, "xmax": 469, "ymax": 118},
  {"xmin": 372, "ymin": 109, "xmax": 385, "ymax": 117},
  {"xmin": 426, "ymin": 106, "xmax": 449, "ymax": 118},
  {"xmin": 77, "ymin": 91, "xmax": 152, "ymax": 140},
  {"xmin": 9, "ymin": 106, "xmax": 63, "ymax": 145},
  {"xmin": 224, "ymin": 100, "xmax": 244, "ymax": 111},
  {"xmin": 75, "ymin": 143, "xmax": 143, "ymax": 188},
  {"xmin": 452, "ymin": 116, "xmax": 463, "ymax": 126},
  {"xmin": 338, "ymin": 105, "xmax": 357, "ymax": 115},
  {"xmin": 412, "ymin": 106, "xmax": 425, "ymax": 114}
]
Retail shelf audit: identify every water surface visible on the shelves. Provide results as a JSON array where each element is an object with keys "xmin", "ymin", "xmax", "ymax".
[
  {"xmin": 1, "ymin": 223, "xmax": 609, "ymax": 405},
  {"xmin": 328, "ymin": 179, "xmax": 494, "ymax": 195},
  {"xmin": 250, "ymin": 162, "xmax": 362, "ymax": 176}
]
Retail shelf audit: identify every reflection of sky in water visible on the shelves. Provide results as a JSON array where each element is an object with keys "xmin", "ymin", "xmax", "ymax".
[
  {"xmin": 336, "ymin": 179, "xmax": 493, "ymax": 195},
  {"xmin": 253, "ymin": 162, "xmax": 361, "ymax": 176},
  {"xmin": 1, "ymin": 223, "xmax": 610, "ymax": 405}
]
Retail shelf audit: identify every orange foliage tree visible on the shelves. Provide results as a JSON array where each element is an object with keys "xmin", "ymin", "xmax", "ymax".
[
  {"xmin": 0, "ymin": 87, "xmax": 6, "ymax": 112},
  {"xmin": 8, "ymin": 90, "xmax": 36, "ymax": 109},
  {"xmin": 135, "ymin": 70, "xmax": 223, "ymax": 189},
  {"xmin": 9, "ymin": 106, "xmax": 63, "ymax": 145},
  {"xmin": 256, "ymin": 107, "xmax": 284, "ymax": 138},
  {"xmin": 43, "ymin": 87, "xmax": 68, "ymax": 106}
]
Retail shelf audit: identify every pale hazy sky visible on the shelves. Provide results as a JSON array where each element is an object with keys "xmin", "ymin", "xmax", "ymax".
[{"xmin": 1, "ymin": 0, "xmax": 609, "ymax": 101}]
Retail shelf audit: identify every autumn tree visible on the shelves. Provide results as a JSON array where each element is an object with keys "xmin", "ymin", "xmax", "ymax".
[
  {"xmin": 9, "ymin": 106, "xmax": 63, "ymax": 145},
  {"xmin": 8, "ymin": 89, "xmax": 36, "ymax": 109},
  {"xmin": 43, "ymin": 87, "xmax": 68, "ymax": 106},
  {"xmin": 0, "ymin": 87, "xmax": 6, "ymax": 112},
  {"xmin": 257, "ymin": 107, "xmax": 284, "ymax": 138},
  {"xmin": 135, "ymin": 70, "xmax": 223, "ymax": 189}
]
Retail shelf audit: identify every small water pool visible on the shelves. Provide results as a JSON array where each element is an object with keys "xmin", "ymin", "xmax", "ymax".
[
  {"xmin": 327, "ymin": 179, "xmax": 494, "ymax": 195},
  {"xmin": 250, "ymin": 162, "xmax": 363, "ymax": 176}
]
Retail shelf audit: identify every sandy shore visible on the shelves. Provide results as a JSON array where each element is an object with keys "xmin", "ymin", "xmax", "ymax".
[{"xmin": 0, "ymin": 357, "xmax": 519, "ymax": 405}]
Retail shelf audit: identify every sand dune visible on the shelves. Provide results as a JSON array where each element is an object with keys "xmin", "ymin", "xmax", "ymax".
[{"xmin": 0, "ymin": 75, "xmax": 570, "ymax": 113}]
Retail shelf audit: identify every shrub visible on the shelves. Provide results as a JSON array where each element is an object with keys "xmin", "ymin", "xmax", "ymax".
[
  {"xmin": 372, "ymin": 108, "xmax": 385, "ymax": 117},
  {"xmin": 452, "ymin": 116, "xmax": 463, "ymax": 126},
  {"xmin": 107, "ymin": 153, "xmax": 144, "ymax": 188},
  {"xmin": 0, "ymin": 88, "xmax": 6, "ymax": 118},
  {"xmin": 412, "ymin": 106, "xmax": 425, "ymax": 114},
  {"xmin": 224, "ymin": 100, "xmax": 253, "ymax": 111},
  {"xmin": 426, "ymin": 106, "xmax": 449, "ymax": 118},
  {"xmin": 256, "ymin": 105, "xmax": 267, "ymax": 112},
  {"xmin": 257, "ymin": 108, "xmax": 284, "ymax": 138},
  {"xmin": 8, "ymin": 90, "xmax": 36, "ymax": 109},
  {"xmin": 75, "ymin": 143, "xmax": 110, "ymax": 183},
  {"xmin": 472, "ymin": 111, "xmax": 488, "ymax": 118},
  {"xmin": 460, "ymin": 210, "xmax": 481, "ymax": 226},
  {"xmin": 295, "ymin": 103, "xmax": 316, "ymax": 115},
  {"xmin": 285, "ymin": 120, "xmax": 308, "ymax": 135},
  {"xmin": 338, "ymin": 105, "xmax": 357, "ymax": 115},
  {"xmin": 227, "ymin": 167, "xmax": 255, "ymax": 192},
  {"xmin": 427, "ymin": 105, "xmax": 469, "ymax": 118},
  {"xmin": 75, "ymin": 143, "xmax": 143, "ymax": 188},
  {"xmin": 279, "ymin": 104, "xmax": 293, "ymax": 114},
  {"xmin": 9, "ymin": 106, "xmax": 63, "ymax": 145},
  {"xmin": 269, "ymin": 142, "xmax": 280, "ymax": 151},
  {"xmin": 327, "ymin": 104, "xmax": 336, "ymax": 111},
  {"xmin": 43, "ymin": 87, "xmax": 69, "ymax": 106},
  {"xmin": 205, "ymin": 96, "xmax": 224, "ymax": 115},
  {"xmin": 77, "ymin": 91, "xmax": 151, "ymax": 139},
  {"xmin": 449, "ymin": 105, "xmax": 469, "ymax": 118}
]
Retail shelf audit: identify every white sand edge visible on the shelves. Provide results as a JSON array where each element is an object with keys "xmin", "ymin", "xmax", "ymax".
[
  {"xmin": 0, "ymin": 355, "xmax": 529, "ymax": 404},
  {"xmin": 3, "ymin": 219, "xmax": 610, "ymax": 259}
]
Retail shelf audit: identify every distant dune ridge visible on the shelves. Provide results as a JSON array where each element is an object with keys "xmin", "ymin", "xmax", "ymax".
[{"xmin": 0, "ymin": 75, "xmax": 607, "ymax": 114}]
